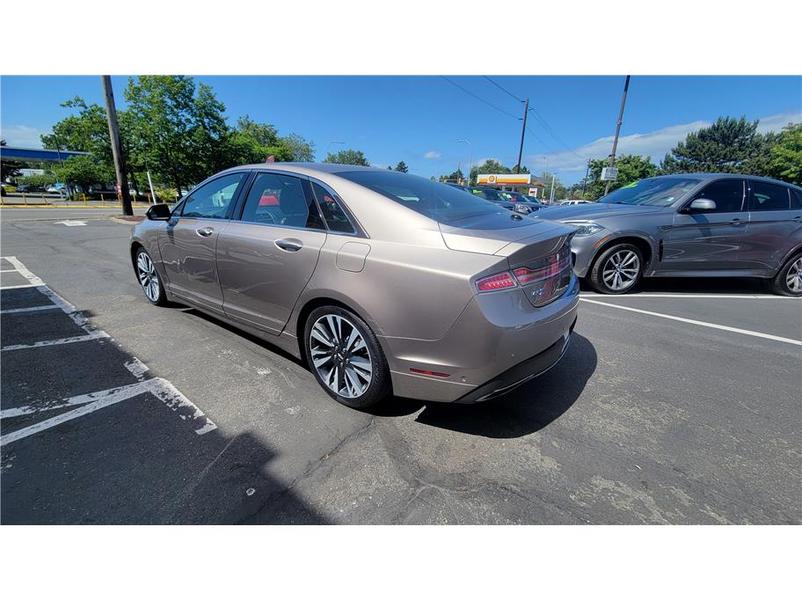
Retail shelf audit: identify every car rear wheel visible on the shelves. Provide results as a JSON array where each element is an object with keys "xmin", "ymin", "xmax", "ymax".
[
  {"xmin": 589, "ymin": 243, "xmax": 643, "ymax": 294},
  {"xmin": 304, "ymin": 306, "xmax": 391, "ymax": 409},
  {"xmin": 135, "ymin": 248, "xmax": 168, "ymax": 306},
  {"xmin": 772, "ymin": 252, "xmax": 802, "ymax": 297}
]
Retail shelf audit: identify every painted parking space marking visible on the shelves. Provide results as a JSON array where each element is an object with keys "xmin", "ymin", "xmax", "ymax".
[
  {"xmin": 0, "ymin": 256, "xmax": 217, "ymax": 446},
  {"xmin": 0, "ymin": 304, "xmax": 61, "ymax": 315},
  {"xmin": 580, "ymin": 297, "xmax": 802, "ymax": 346},
  {"xmin": 1, "ymin": 330, "xmax": 110, "ymax": 352},
  {"xmin": 579, "ymin": 292, "xmax": 799, "ymax": 300},
  {"xmin": 579, "ymin": 292, "xmax": 798, "ymax": 300},
  {"xmin": 54, "ymin": 220, "xmax": 87, "ymax": 227},
  {"xmin": 0, "ymin": 378, "xmax": 217, "ymax": 447}
]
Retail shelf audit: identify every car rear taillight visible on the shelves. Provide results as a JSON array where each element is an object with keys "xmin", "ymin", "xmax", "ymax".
[
  {"xmin": 476, "ymin": 271, "xmax": 517, "ymax": 292},
  {"xmin": 513, "ymin": 252, "xmax": 572, "ymax": 285}
]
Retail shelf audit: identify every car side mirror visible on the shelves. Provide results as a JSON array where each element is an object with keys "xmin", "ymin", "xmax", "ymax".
[
  {"xmin": 146, "ymin": 203, "xmax": 172, "ymax": 221},
  {"xmin": 688, "ymin": 198, "xmax": 717, "ymax": 212}
]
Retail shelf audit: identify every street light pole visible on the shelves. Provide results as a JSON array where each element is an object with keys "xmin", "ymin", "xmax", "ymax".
[
  {"xmin": 604, "ymin": 75, "xmax": 631, "ymax": 196},
  {"xmin": 457, "ymin": 138, "xmax": 471, "ymax": 184},
  {"xmin": 515, "ymin": 98, "xmax": 529, "ymax": 174},
  {"xmin": 101, "ymin": 76, "xmax": 133, "ymax": 216}
]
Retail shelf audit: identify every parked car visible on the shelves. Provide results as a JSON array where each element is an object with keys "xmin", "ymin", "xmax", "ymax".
[
  {"xmin": 535, "ymin": 173, "xmax": 802, "ymax": 296},
  {"xmin": 15, "ymin": 183, "xmax": 45, "ymax": 193},
  {"xmin": 501, "ymin": 190, "xmax": 545, "ymax": 212},
  {"xmin": 46, "ymin": 182, "xmax": 66, "ymax": 194},
  {"xmin": 131, "ymin": 164, "xmax": 579, "ymax": 408},
  {"xmin": 559, "ymin": 199, "xmax": 591, "ymax": 205},
  {"xmin": 469, "ymin": 186, "xmax": 542, "ymax": 215}
]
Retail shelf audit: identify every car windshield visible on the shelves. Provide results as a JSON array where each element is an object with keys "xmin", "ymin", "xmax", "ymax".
[
  {"xmin": 598, "ymin": 177, "xmax": 700, "ymax": 207},
  {"xmin": 338, "ymin": 170, "xmax": 504, "ymax": 224}
]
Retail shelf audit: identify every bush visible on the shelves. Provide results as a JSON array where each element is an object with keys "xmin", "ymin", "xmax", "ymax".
[
  {"xmin": 153, "ymin": 186, "xmax": 179, "ymax": 203},
  {"xmin": 18, "ymin": 173, "xmax": 57, "ymax": 188}
]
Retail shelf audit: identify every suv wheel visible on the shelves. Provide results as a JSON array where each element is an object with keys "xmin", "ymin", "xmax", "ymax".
[
  {"xmin": 772, "ymin": 252, "xmax": 802, "ymax": 297},
  {"xmin": 589, "ymin": 243, "xmax": 643, "ymax": 294},
  {"xmin": 304, "ymin": 306, "xmax": 391, "ymax": 409}
]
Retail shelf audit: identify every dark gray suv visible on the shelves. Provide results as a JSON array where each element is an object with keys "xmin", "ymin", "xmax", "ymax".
[{"xmin": 536, "ymin": 174, "xmax": 802, "ymax": 296}]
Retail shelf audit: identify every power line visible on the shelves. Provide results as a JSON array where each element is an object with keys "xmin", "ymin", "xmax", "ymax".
[
  {"xmin": 440, "ymin": 76, "xmax": 519, "ymax": 120},
  {"xmin": 482, "ymin": 76, "xmax": 524, "ymax": 103}
]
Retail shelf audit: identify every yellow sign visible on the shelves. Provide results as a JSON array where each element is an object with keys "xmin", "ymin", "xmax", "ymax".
[{"xmin": 476, "ymin": 173, "xmax": 532, "ymax": 185}]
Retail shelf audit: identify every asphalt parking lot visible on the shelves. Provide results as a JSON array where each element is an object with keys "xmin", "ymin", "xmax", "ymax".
[{"xmin": 1, "ymin": 206, "xmax": 800, "ymax": 524}]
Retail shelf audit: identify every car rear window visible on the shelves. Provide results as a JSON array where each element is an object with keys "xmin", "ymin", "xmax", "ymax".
[{"xmin": 338, "ymin": 170, "xmax": 505, "ymax": 225}]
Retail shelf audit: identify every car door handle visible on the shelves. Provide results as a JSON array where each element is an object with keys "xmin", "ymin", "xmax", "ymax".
[
  {"xmin": 730, "ymin": 218, "xmax": 745, "ymax": 226},
  {"xmin": 793, "ymin": 215, "xmax": 802, "ymax": 222},
  {"xmin": 275, "ymin": 238, "xmax": 303, "ymax": 252},
  {"xmin": 196, "ymin": 226, "xmax": 214, "ymax": 237}
]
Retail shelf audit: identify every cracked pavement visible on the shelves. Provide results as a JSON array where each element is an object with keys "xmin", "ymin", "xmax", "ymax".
[{"xmin": 1, "ymin": 207, "xmax": 800, "ymax": 524}]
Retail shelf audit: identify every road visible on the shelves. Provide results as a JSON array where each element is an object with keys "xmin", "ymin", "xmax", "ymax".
[{"xmin": 1, "ymin": 207, "xmax": 800, "ymax": 524}]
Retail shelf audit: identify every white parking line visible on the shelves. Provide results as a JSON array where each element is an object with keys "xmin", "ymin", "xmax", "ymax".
[
  {"xmin": 0, "ymin": 305, "xmax": 61, "ymax": 314},
  {"xmin": 579, "ymin": 292, "xmax": 797, "ymax": 300},
  {"xmin": 0, "ymin": 378, "xmax": 217, "ymax": 446},
  {"xmin": 0, "ymin": 284, "xmax": 39, "ymax": 290},
  {"xmin": 3, "ymin": 256, "xmax": 45, "ymax": 286},
  {"xmin": 1, "ymin": 330, "xmax": 110, "ymax": 352},
  {"xmin": 580, "ymin": 298, "xmax": 802, "ymax": 346}
]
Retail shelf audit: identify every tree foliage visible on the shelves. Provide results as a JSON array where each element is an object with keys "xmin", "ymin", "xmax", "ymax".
[
  {"xmin": 324, "ymin": 149, "xmax": 369, "ymax": 166},
  {"xmin": 394, "ymin": 161, "xmax": 408, "ymax": 173},
  {"xmin": 659, "ymin": 117, "xmax": 776, "ymax": 175},
  {"xmin": 586, "ymin": 154, "xmax": 658, "ymax": 199},
  {"xmin": 53, "ymin": 155, "xmax": 113, "ymax": 189},
  {"xmin": 768, "ymin": 123, "xmax": 802, "ymax": 185}
]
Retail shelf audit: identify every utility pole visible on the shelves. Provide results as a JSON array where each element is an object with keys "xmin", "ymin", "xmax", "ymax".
[
  {"xmin": 515, "ymin": 98, "xmax": 529, "ymax": 174},
  {"xmin": 549, "ymin": 174, "xmax": 556, "ymax": 202},
  {"xmin": 604, "ymin": 75, "xmax": 631, "ymax": 196},
  {"xmin": 581, "ymin": 159, "xmax": 591, "ymax": 197},
  {"xmin": 102, "ymin": 76, "xmax": 133, "ymax": 216}
]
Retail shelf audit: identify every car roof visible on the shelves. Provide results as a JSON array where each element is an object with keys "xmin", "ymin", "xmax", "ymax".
[
  {"xmin": 649, "ymin": 172, "xmax": 800, "ymax": 188},
  {"xmin": 222, "ymin": 162, "xmax": 389, "ymax": 176}
]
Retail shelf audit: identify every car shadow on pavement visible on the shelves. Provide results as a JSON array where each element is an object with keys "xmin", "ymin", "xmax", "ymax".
[{"xmin": 402, "ymin": 333, "xmax": 597, "ymax": 439}]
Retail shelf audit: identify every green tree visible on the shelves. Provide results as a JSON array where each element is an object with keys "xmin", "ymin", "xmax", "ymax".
[
  {"xmin": 539, "ymin": 171, "xmax": 567, "ymax": 201},
  {"xmin": 123, "ymin": 76, "xmax": 230, "ymax": 192},
  {"xmin": 324, "ymin": 149, "xmax": 369, "ymax": 166},
  {"xmin": 394, "ymin": 161, "xmax": 409, "ymax": 173},
  {"xmin": 1, "ymin": 138, "xmax": 25, "ymax": 181},
  {"xmin": 18, "ymin": 173, "xmax": 57, "ymax": 188},
  {"xmin": 439, "ymin": 168, "xmax": 464, "ymax": 183},
  {"xmin": 279, "ymin": 132, "xmax": 315, "ymax": 162},
  {"xmin": 768, "ymin": 123, "xmax": 802, "ymax": 185},
  {"xmin": 53, "ymin": 155, "xmax": 112, "ymax": 190},
  {"xmin": 41, "ymin": 97, "xmax": 114, "ymax": 173},
  {"xmin": 586, "ymin": 154, "xmax": 658, "ymax": 199},
  {"xmin": 660, "ymin": 116, "xmax": 775, "ymax": 175}
]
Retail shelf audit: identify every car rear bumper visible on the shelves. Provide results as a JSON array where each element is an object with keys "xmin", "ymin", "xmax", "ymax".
[{"xmin": 384, "ymin": 274, "xmax": 580, "ymax": 403}]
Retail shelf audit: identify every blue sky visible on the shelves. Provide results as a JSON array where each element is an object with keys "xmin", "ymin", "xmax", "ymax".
[{"xmin": 2, "ymin": 76, "xmax": 800, "ymax": 184}]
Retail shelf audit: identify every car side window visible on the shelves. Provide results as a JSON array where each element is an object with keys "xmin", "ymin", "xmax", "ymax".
[
  {"xmin": 241, "ymin": 172, "xmax": 325, "ymax": 230},
  {"xmin": 693, "ymin": 179, "xmax": 745, "ymax": 213},
  {"xmin": 310, "ymin": 182, "xmax": 356, "ymax": 234},
  {"xmin": 791, "ymin": 188, "xmax": 802, "ymax": 209},
  {"xmin": 182, "ymin": 173, "xmax": 245, "ymax": 219},
  {"xmin": 749, "ymin": 180, "xmax": 791, "ymax": 211}
]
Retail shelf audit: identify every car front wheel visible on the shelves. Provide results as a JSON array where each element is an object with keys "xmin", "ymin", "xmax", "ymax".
[
  {"xmin": 135, "ymin": 248, "xmax": 168, "ymax": 306},
  {"xmin": 304, "ymin": 306, "xmax": 391, "ymax": 409},
  {"xmin": 772, "ymin": 251, "xmax": 802, "ymax": 297},
  {"xmin": 589, "ymin": 243, "xmax": 643, "ymax": 294}
]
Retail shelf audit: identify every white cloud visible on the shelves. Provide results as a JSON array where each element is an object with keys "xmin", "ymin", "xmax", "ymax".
[
  {"xmin": 1, "ymin": 125, "xmax": 46, "ymax": 148},
  {"xmin": 423, "ymin": 150, "xmax": 441, "ymax": 159},
  {"xmin": 526, "ymin": 110, "xmax": 802, "ymax": 178}
]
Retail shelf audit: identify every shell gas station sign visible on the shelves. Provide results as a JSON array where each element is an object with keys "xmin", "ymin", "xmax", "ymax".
[{"xmin": 476, "ymin": 173, "xmax": 532, "ymax": 186}]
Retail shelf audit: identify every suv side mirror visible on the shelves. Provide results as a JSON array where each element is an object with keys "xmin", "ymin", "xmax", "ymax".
[
  {"xmin": 146, "ymin": 203, "xmax": 172, "ymax": 221},
  {"xmin": 688, "ymin": 198, "xmax": 717, "ymax": 212}
]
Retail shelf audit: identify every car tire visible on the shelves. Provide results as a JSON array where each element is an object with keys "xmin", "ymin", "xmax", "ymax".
[
  {"xmin": 771, "ymin": 251, "xmax": 802, "ymax": 297},
  {"xmin": 303, "ymin": 305, "xmax": 392, "ymax": 409},
  {"xmin": 134, "ymin": 247, "xmax": 169, "ymax": 306},
  {"xmin": 589, "ymin": 243, "xmax": 644, "ymax": 294}
]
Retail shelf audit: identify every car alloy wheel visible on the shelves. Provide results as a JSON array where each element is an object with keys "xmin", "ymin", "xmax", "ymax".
[
  {"xmin": 309, "ymin": 314, "xmax": 373, "ymax": 399},
  {"xmin": 136, "ymin": 250, "xmax": 161, "ymax": 303},
  {"xmin": 786, "ymin": 257, "xmax": 802, "ymax": 293},
  {"xmin": 602, "ymin": 249, "xmax": 640, "ymax": 292}
]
